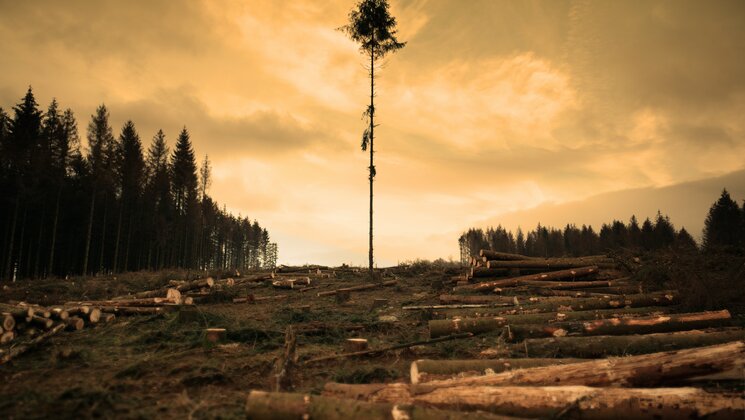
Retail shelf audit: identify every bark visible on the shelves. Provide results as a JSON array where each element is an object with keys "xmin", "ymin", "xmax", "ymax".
[
  {"xmin": 28, "ymin": 315, "xmax": 53, "ymax": 329},
  {"xmin": 503, "ymin": 328, "xmax": 745, "ymax": 358},
  {"xmin": 486, "ymin": 258, "xmax": 616, "ymax": 270},
  {"xmin": 115, "ymin": 287, "xmax": 182, "ymax": 301},
  {"xmin": 519, "ymin": 280, "xmax": 613, "ymax": 289},
  {"xmin": 49, "ymin": 308, "xmax": 69, "ymax": 321},
  {"xmin": 325, "ymin": 384, "xmax": 745, "ymax": 419},
  {"xmin": 82, "ymin": 193, "xmax": 95, "ymax": 276},
  {"xmin": 410, "ymin": 358, "xmax": 587, "ymax": 384},
  {"xmin": 317, "ymin": 280, "xmax": 397, "ymax": 296},
  {"xmin": 233, "ymin": 273, "xmax": 274, "ymax": 284},
  {"xmin": 0, "ymin": 323, "xmax": 64, "ymax": 365},
  {"xmin": 303, "ymin": 333, "xmax": 473, "ymax": 365},
  {"xmin": 439, "ymin": 295, "xmax": 518, "ymax": 305},
  {"xmin": 245, "ymin": 390, "xmax": 515, "ymax": 420}
]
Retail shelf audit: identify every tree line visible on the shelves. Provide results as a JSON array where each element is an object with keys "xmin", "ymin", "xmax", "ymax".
[
  {"xmin": 0, "ymin": 87, "xmax": 277, "ymax": 280},
  {"xmin": 459, "ymin": 189, "xmax": 745, "ymax": 262}
]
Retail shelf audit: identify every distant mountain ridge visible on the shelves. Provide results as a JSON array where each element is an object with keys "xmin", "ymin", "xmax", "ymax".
[{"xmin": 477, "ymin": 169, "xmax": 745, "ymax": 242}]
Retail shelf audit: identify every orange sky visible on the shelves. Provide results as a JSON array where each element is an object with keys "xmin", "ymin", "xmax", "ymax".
[{"xmin": 1, "ymin": 0, "xmax": 744, "ymax": 265}]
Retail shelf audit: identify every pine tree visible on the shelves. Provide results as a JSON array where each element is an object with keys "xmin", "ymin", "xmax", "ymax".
[
  {"xmin": 113, "ymin": 121, "xmax": 144, "ymax": 272},
  {"xmin": 674, "ymin": 227, "xmax": 698, "ymax": 251},
  {"xmin": 640, "ymin": 218, "xmax": 654, "ymax": 250},
  {"xmin": 341, "ymin": 0, "xmax": 405, "ymax": 280},
  {"xmin": 170, "ymin": 128, "xmax": 198, "ymax": 267},
  {"xmin": 653, "ymin": 211, "xmax": 676, "ymax": 249},
  {"xmin": 703, "ymin": 189, "xmax": 743, "ymax": 251}
]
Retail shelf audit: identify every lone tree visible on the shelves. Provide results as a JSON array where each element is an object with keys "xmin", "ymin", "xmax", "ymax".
[{"xmin": 341, "ymin": 0, "xmax": 405, "ymax": 280}]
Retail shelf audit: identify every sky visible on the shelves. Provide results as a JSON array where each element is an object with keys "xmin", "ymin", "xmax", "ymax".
[{"xmin": 1, "ymin": 0, "xmax": 744, "ymax": 266}]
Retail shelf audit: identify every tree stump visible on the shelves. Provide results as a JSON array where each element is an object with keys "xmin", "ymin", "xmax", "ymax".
[
  {"xmin": 344, "ymin": 338, "xmax": 369, "ymax": 352},
  {"xmin": 205, "ymin": 328, "xmax": 227, "ymax": 343}
]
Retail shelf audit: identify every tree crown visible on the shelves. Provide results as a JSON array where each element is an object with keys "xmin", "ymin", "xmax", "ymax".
[{"xmin": 341, "ymin": 0, "xmax": 406, "ymax": 58}]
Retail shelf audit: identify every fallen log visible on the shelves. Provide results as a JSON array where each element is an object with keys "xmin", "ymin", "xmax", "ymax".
[
  {"xmin": 582, "ymin": 309, "xmax": 732, "ymax": 336},
  {"xmin": 28, "ymin": 315, "xmax": 53, "ymax": 329},
  {"xmin": 0, "ymin": 331, "xmax": 14, "ymax": 344},
  {"xmin": 404, "ymin": 304, "xmax": 512, "ymax": 311},
  {"xmin": 324, "ymin": 341, "xmax": 745, "ymax": 402},
  {"xmin": 317, "ymin": 280, "xmax": 397, "ymax": 297},
  {"xmin": 232, "ymin": 295, "xmax": 289, "ymax": 304},
  {"xmin": 508, "ymin": 292, "xmax": 679, "ymax": 313},
  {"xmin": 344, "ymin": 338, "xmax": 369, "ymax": 352},
  {"xmin": 98, "ymin": 306, "xmax": 167, "ymax": 316},
  {"xmin": 0, "ymin": 304, "xmax": 34, "ymax": 320},
  {"xmin": 49, "ymin": 307, "xmax": 69, "ymax": 321},
  {"xmin": 430, "ymin": 317, "xmax": 508, "ymax": 338},
  {"xmin": 272, "ymin": 277, "xmax": 311, "ymax": 289},
  {"xmin": 65, "ymin": 297, "xmax": 180, "ymax": 307},
  {"xmin": 502, "ymin": 328, "xmax": 745, "ymax": 358},
  {"xmin": 410, "ymin": 358, "xmax": 587, "ymax": 384},
  {"xmin": 174, "ymin": 277, "xmax": 215, "ymax": 292},
  {"xmin": 479, "ymin": 250, "xmax": 538, "ymax": 261},
  {"xmin": 470, "ymin": 267, "xmax": 509, "ymax": 278},
  {"xmin": 455, "ymin": 266, "xmax": 600, "ymax": 293},
  {"xmin": 439, "ymin": 295, "xmax": 518, "ymax": 305},
  {"xmin": 233, "ymin": 273, "xmax": 274, "ymax": 284},
  {"xmin": 0, "ymin": 323, "xmax": 65, "ymax": 365},
  {"xmin": 303, "ymin": 333, "xmax": 473, "ymax": 365},
  {"xmin": 64, "ymin": 316, "xmax": 84, "ymax": 331},
  {"xmin": 114, "ymin": 287, "xmax": 182, "ymax": 301},
  {"xmin": 324, "ymin": 384, "xmax": 745, "ymax": 419},
  {"xmin": 487, "ymin": 258, "xmax": 616, "ymax": 270},
  {"xmin": 245, "ymin": 390, "xmax": 514, "ymax": 420}
]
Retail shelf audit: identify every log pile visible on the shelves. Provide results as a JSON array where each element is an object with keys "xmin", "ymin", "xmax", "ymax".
[
  {"xmin": 242, "ymin": 250, "xmax": 743, "ymax": 419},
  {"xmin": 0, "ymin": 302, "xmax": 113, "ymax": 364}
]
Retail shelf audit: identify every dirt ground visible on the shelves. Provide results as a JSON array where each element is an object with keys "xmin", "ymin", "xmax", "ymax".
[{"xmin": 1, "ymin": 265, "xmax": 477, "ymax": 419}]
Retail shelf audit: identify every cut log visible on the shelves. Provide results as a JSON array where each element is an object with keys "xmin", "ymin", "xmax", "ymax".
[
  {"xmin": 233, "ymin": 273, "xmax": 274, "ymax": 284},
  {"xmin": 2, "ymin": 314, "xmax": 15, "ymax": 331},
  {"xmin": 439, "ymin": 295, "xmax": 518, "ymax": 305},
  {"xmin": 66, "ymin": 306, "xmax": 92, "ymax": 316},
  {"xmin": 174, "ymin": 277, "xmax": 215, "ymax": 292},
  {"xmin": 479, "ymin": 250, "xmax": 538, "ymax": 261},
  {"xmin": 303, "ymin": 333, "xmax": 473, "ymax": 365},
  {"xmin": 205, "ymin": 328, "xmax": 226, "ymax": 343},
  {"xmin": 370, "ymin": 298, "xmax": 388, "ymax": 310},
  {"xmin": 115, "ymin": 287, "xmax": 182, "ymax": 301},
  {"xmin": 520, "ymin": 279, "xmax": 612, "ymax": 289},
  {"xmin": 487, "ymin": 258, "xmax": 616, "ymax": 270},
  {"xmin": 98, "ymin": 306, "xmax": 166, "ymax": 316},
  {"xmin": 245, "ymin": 390, "xmax": 514, "ymax": 420},
  {"xmin": 65, "ymin": 297, "xmax": 179, "ymax": 307},
  {"xmin": 28, "ymin": 315, "xmax": 53, "ymax": 329},
  {"xmin": 317, "ymin": 280, "xmax": 397, "ymax": 297},
  {"xmin": 503, "ymin": 310, "xmax": 732, "ymax": 342},
  {"xmin": 404, "ymin": 304, "xmax": 513, "ymax": 311},
  {"xmin": 582, "ymin": 309, "xmax": 732, "ymax": 336},
  {"xmin": 100, "ymin": 313, "xmax": 116, "ymax": 323},
  {"xmin": 509, "ymin": 292, "xmax": 679, "ymax": 313},
  {"xmin": 0, "ymin": 323, "xmax": 65, "ymax": 365},
  {"xmin": 430, "ymin": 317, "xmax": 508, "ymax": 338},
  {"xmin": 64, "ymin": 316, "xmax": 84, "ymax": 331},
  {"xmin": 0, "ymin": 304, "xmax": 34, "ymax": 320},
  {"xmin": 470, "ymin": 267, "xmax": 509, "ymax": 278},
  {"xmin": 0, "ymin": 331, "xmax": 14, "ymax": 344},
  {"xmin": 455, "ymin": 266, "xmax": 600, "ymax": 293},
  {"xmin": 272, "ymin": 277, "xmax": 312, "ymax": 289},
  {"xmin": 343, "ymin": 338, "xmax": 369, "ymax": 352},
  {"xmin": 503, "ymin": 328, "xmax": 745, "ymax": 358},
  {"xmin": 325, "ymin": 341, "xmax": 745, "ymax": 401},
  {"xmin": 324, "ymin": 384, "xmax": 745, "ymax": 419},
  {"xmin": 232, "ymin": 295, "xmax": 289, "ymax": 304},
  {"xmin": 87, "ymin": 307, "xmax": 102, "ymax": 324},
  {"xmin": 49, "ymin": 307, "xmax": 69, "ymax": 321},
  {"xmin": 410, "ymin": 358, "xmax": 587, "ymax": 384}
]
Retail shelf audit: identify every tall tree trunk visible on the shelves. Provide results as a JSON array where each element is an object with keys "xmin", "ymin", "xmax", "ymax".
[
  {"xmin": 4, "ymin": 195, "xmax": 20, "ymax": 280},
  {"xmin": 124, "ymin": 214, "xmax": 133, "ymax": 272},
  {"xmin": 33, "ymin": 199, "xmax": 46, "ymax": 278},
  {"xmin": 368, "ymin": 51, "xmax": 375, "ymax": 281},
  {"xmin": 48, "ymin": 186, "xmax": 62, "ymax": 277},
  {"xmin": 17, "ymin": 205, "xmax": 28, "ymax": 279},
  {"xmin": 98, "ymin": 199, "xmax": 107, "ymax": 274},
  {"xmin": 113, "ymin": 200, "xmax": 123, "ymax": 273},
  {"xmin": 82, "ymin": 193, "xmax": 95, "ymax": 276}
]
